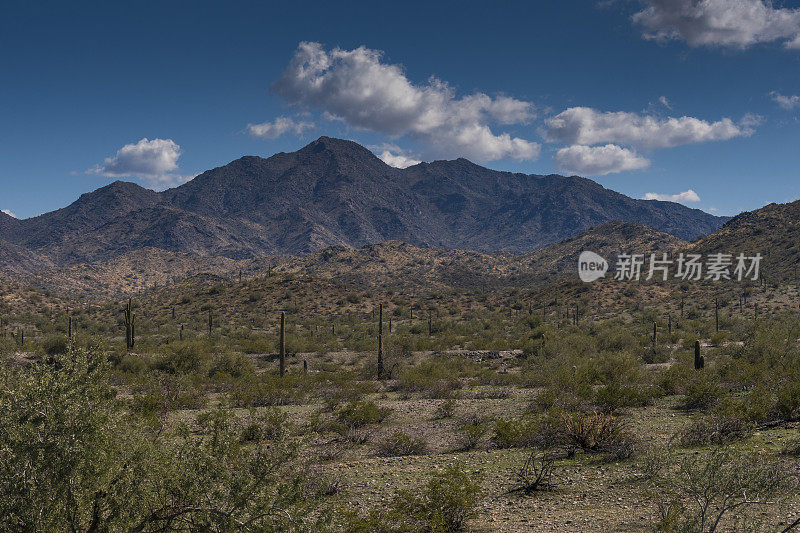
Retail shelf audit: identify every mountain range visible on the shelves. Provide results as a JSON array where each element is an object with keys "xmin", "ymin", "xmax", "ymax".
[{"xmin": 0, "ymin": 137, "xmax": 726, "ymax": 268}]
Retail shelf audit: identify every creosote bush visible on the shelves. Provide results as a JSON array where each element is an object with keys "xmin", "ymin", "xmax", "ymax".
[
  {"xmin": 345, "ymin": 464, "xmax": 482, "ymax": 532},
  {"xmin": 336, "ymin": 399, "xmax": 391, "ymax": 429},
  {"xmin": 376, "ymin": 431, "xmax": 428, "ymax": 457}
]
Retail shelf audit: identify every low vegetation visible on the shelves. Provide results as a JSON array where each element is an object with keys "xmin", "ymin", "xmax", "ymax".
[{"xmin": 2, "ymin": 269, "xmax": 800, "ymax": 530}]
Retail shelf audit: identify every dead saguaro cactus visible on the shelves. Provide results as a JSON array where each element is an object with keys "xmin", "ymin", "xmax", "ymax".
[
  {"xmin": 694, "ymin": 340, "xmax": 704, "ymax": 370},
  {"xmin": 377, "ymin": 303, "xmax": 384, "ymax": 379},
  {"xmin": 124, "ymin": 298, "xmax": 135, "ymax": 351},
  {"xmin": 279, "ymin": 311, "xmax": 286, "ymax": 377}
]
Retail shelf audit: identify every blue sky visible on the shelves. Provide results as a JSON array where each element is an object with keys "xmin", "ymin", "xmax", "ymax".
[{"xmin": 2, "ymin": 0, "xmax": 800, "ymax": 219}]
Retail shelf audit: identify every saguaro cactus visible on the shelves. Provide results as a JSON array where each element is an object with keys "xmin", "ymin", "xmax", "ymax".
[
  {"xmin": 715, "ymin": 298, "xmax": 719, "ymax": 333},
  {"xmin": 694, "ymin": 340, "xmax": 704, "ymax": 370},
  {"xmin": 124, "ymin": 298, "xmax": 135, "ymax": 350},
  {"xmin": 377, "ymin": 303, "xmax": 384, "ymax": 379},
  {"xmin": 279, "ymin": 311, "xmax": 286, "ymax": 377},
  {"xmin": 68, "ymin": 316, "xmax": 72, "ymax": 341},
  {"xmin": 208, "ymin": 310, "xmax": 213, "ymax": 336},
  {"xmin": 652, "ymin": 322, "xmax": 657, "ymax": 346}
]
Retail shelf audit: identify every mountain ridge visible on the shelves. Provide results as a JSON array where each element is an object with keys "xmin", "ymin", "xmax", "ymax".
[{"xmin": 0, "ymin": 136, "xmax": 727, "ymax": 266}]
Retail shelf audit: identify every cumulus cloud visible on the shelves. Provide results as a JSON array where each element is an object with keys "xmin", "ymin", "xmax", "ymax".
[
  {"xmin": 632, "ymin": 0, "xmax": 800, "ymax": 49},
  {"xmin": 378, "ymin": 150, "xmax": 422, "ymax": 168},
  {"xmin": 770, "ymin": 91, "xmax": 800, "ymax": 110},
  {"xmin": 544, "ymin": 107, "xmax": 752, "ymax": 149},
  {"xmin": 555, "ymin": 144, "xmax": 650, "ymax": 176},
  {"xmin": 247, "ymin": 116, "xmax": 315, "ymax": 139},
  {"xmin": 644, "ymin": 189, "xmax": 702, "ymax": 203},
  {"xmin": 91, "ymin": 138, "xmax": 189, "ymax": 189},
  {"xmin": 658, "ymin": 95, "xmax": 672, "ymax": 109},
  {"xmin": 1, "ymin": 209, "xmax": 16, "ymax": 218},
  {"xmin": 270, "ymin": 41, "xmax": 539, "ymax": 162}
]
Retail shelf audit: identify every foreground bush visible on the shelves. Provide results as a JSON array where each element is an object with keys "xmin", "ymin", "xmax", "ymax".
[
  {"xmin": 648, "ymin": 448, "xmax": 788, "ymax": 532},
  {"xmin": 0, "ymin": 349, "xmax": 331, "ymax": 532}
]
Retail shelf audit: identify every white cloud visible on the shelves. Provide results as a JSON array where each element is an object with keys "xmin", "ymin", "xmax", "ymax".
[
  {"xmin": 1, "ymin": 209, "xmax": 16, "ymax": 218},
  {"xmin": 632, "ymin": 0, "xmax": 800, "ymax": 49},
  {"xmin": 270, "ymin": 42, "xmax": 540, "ymax": 162},
  {"xmin": 770, "ymin": 91, "xmax": 800, "ymax": 110},
  {"xmin": 555, "ymin": 144, "xmax": 650, "ymax": 176},
  {"xmin": 247, "ymin": 116, "xmax": 314, "ymax": 139},
  {"xmin": 658, "ymin": 95, "xmax": 672, "ymax": 109},
  {"xmin": 544, "ymin": 107, "xmax": 752, "ymax": 149},
  {"xmin": 378, "ymin": 150, "xmax": 421, "ymax": 168},
  {"xmin": 91, "ymin": 138, "xmax": 189, "ymax": 189},
  {"xmin": 644, "ymin": 189, "xmax": 702, "ymax": 203}
]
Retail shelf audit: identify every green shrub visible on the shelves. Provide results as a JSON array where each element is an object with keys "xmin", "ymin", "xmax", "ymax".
[
  {"xmin": 681, "ymin": 374, "xmax": 724, "ymax": 410},
  {"xmin": 433, "ymin": 399, "xmax": 456, "ymax": 419},
  {"xmin": 457, "ymin": 420, "xmax": 487, "ymax": 451},
  {"xmin": 376, "ymin": 431, "xmax": 428, "ymax": 457},
  {"xmin": 398, "ymin": 358, "xmax": 465, "ymax": 398},
  {"xmin": 594, "ymin": 382, "xmax": 653, "ymax": 412},
  {"xmin": 775, "ymin": 380, "xmax": 800, "ymax": 420},
  {"xmin": 781, "ymin": 436, "xmax": 800, "ymax": 456},
  {"xmin": 346, "ymin": 464, "xmax": 482, "ymax": 532},
  {"xmin": 492, "ymin": 417, "xmax": 540, "ymax": 448},
  {"xmin": 679, "ymin": 414, "xmax": 752, "ymax": 446},
  {"xmin": 230, "ymin": 374, "xmax": 309, "ymax": 407},
  {"xmin": 337, "ymin": 400, "xmax": 391, "ymax": 429},
  {"xmin": 117, "ymin": 354, "xmax": 148, "ymax": 375},
  {"xmin": 210, "ymin": 351, "xmax": 255, "ymax": 378},
  {"xmin": 238, "ymin": 407, "xmax": 290, "ymax": 443},
  {"xmin": 658, "ymin": 360, "xmax": 693, "ymax": 395},
  {"xmin": 153, "ymin": 341, "xmax": 212, "ymax": 375},
  {"xmin": 40, "ymin": 334, "xmax": 69, "ymax": 356},
  {"xmin": 0, "ymin": 348, "xmax": 328, "ymax": 531}
]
